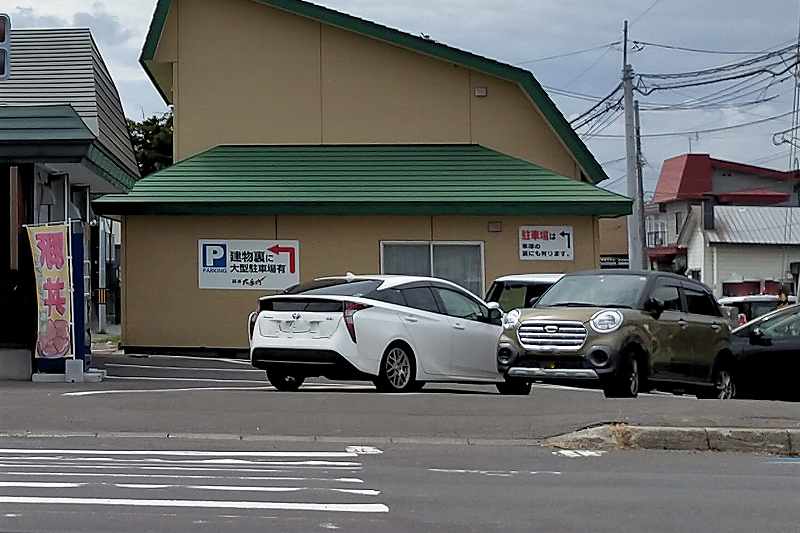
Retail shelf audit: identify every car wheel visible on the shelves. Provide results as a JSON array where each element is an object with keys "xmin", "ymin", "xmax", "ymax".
[
  {"xmin": 697, "ymin": 365, "xmax": 737, "ymax": 400},
  {"xmin": 375, "ymin": 345, "xmax": 417, "ymax": 393},
  {"xmin": 602, "ymin": 356, "xmax": 639, "ymax": 399},
  {"xmin": 266, "ymin": 369, "xmax": 305, "ymax": 392},
  {"xmin": 496, "ymin": 378, "xmax": 532, "ymax": 396}
]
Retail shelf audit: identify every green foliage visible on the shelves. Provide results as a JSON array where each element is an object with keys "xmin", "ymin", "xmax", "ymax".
[{"xmin": 127, "ymin": 112, "xmax": 173, "ymax": 177}]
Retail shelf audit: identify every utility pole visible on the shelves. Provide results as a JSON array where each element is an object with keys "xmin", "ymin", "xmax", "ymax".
[
  {"xmin": 623, "ymin": 20, "xmax": 646, "ymax": 270},
  {"xmin": 634, "ymin": 100, "xmax": 647, "ymax": 269}
]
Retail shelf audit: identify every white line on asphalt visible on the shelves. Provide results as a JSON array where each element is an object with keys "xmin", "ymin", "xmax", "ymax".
[
  {"xmin": 105, "ymin": 376, "xmax": 269, "ymax": 384},
  {"xmin": 0, "ymin": 496, "xmax": 390, "ymax": 513},
  {"xmin": 0, "ymin": 449, "xmax": 357, "ymax": 458},
  {"xmin": 344, "ymin": 446, "xmax": 383, "ymax": 456},
  {"xmin": 0, "ymin": 457, "xmax": 361, "ymax": 466},
  {"xmin": 0, "ymin": 472, "xmax": 364, "ymax": 483},
  {"xmin": 428, "ymin": 468, "xmax": 562, "ymax": 476},
  {"xmin": 104, "ymin": 364, "xmax": 264, "ymax": 373},
  {"xmin": 552, "ymin": 450, "xmax": 606, "ymax": 458},
  {"xmin": 0, "ymin": 464, "xmax": 360, "ymax": 473},
  {"xmin": 63, "ymin": 386, "xmax": 274, "ymax": 396},
  {"xmin": 0, "ymin": 482, "xmax": 83, "ymax": 488}
]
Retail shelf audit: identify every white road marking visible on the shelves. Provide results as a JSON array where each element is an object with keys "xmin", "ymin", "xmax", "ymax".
[
  {"xmin": 0, "ymin": 463, "xmax": 360, "ymax": 473},
  {"xmin": 552, "ymin": 450, "xmax": 606, "ymax": 458},
  {"xmin": 104, "ymin": 364, "xmax": 264, "ymax": 373},
  {"xmin": 428, "ymin": 468, "xmax": 562, "ymax": 477},
  {"xmin": 0, "ymin": 496, "xmax": 390, "ymax": 513},
  {"xmin": 0, "ymin": 472, "xmax": 364, "ymax": 483},
  {"xmin": 63, "ymin": 383, "xmax": 371, "ymax": 397},
  {"xmin": 63, "ymin": 386, "xmax": 273, "ymax": 396},
  {"xmin": 3, "ymin": 513, "xmax": 21, "ymax": 518},
  {"xmin": 345, "ymin": 446, "xmax": 383, "ymax": 456},
  {"xmin": 319, "ymin": 522, "xmax": 340, "ymax": 530},
  {"xmin": 115, "ymin": 484, "xmax": 171, "ymax": 489},
  {"xmin": 105, "ymin": 376, "xmax": 269, "ymax": 384},
  {"xmin": 0, "ymin": 482, "xmax": 83, "ymax": 488},
  {"xmin": 0, "ymin": 449, "xmax": 357, "ymax": 458}
]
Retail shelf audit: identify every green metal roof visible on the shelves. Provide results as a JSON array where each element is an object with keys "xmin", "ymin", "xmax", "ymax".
[
  {"xmin": 140, "ymin": 0, "xmax": 609, "ymax": 184},
  {"xmin": 0, "ymin": 105, "xmax": 137, "ymax": 191},
  {"xmin": 93, "ymin": 144, "xmax": 630, "ymax": 216}
]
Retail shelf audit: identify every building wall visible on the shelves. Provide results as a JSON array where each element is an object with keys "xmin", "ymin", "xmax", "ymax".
[
  {"xmin": 597, "ymin": 217, "xmax": 628, "ymax": 255},
  {"xmin": 646, "ymin": 201, "xmax": 690, "ymax": 247},
  {"xmin": 123, "ymin": 214, "xmax": 598, "ymax": 349},
  {"xmin": 711, "ymin": 170, "xmax": 798, "ymax": 206},
  {"xmin": 707, "ymin": 244, "xmax": 800, "ymax": 296},
  {"xmin": 161, "ymin": 0, "xmax": 580, "ymax": 179}
]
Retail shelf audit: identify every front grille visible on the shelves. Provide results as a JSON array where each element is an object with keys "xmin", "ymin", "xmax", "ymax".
[{"xmin": 517, "ymin": 321, "xmax": 588, "ymax": 351}]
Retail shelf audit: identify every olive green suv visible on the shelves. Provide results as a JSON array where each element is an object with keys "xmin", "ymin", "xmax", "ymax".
[{"xmin": 497, "ymin": 271, "xmax": 732, "ymax": 399}]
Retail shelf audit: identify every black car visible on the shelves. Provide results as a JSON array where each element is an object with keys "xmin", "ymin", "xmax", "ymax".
[{"xmin": 730, "ymin": 304, "xmax": 800, "ymax": 400}]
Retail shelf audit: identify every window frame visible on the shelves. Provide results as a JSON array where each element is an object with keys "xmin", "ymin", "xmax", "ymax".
[
  {"xmin": 650, "ymin": 280, "xmax": 684, "ymax": 313},
  {"xmin": 681, "ymin": 286, "xmax": 722, "ymax": 318},
  {"xmin": 431, "ymin": 286, "xmax": 490, "ymax": 323},
  {"xmin": 379, "ymin": 240, "xmax": 486, "ymax": 296}
]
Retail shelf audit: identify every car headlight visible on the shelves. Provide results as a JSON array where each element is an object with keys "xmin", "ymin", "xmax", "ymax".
[
  {"xmin": 590, "ymin": 309, "xmax": 623, "ymax": 333},
  {"xmin": 503, "ymin": 309, "xmax": 521, "ymax": 329}
]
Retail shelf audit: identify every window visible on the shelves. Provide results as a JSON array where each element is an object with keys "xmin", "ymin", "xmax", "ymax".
[
  {"xmin": 684, "ymin": 288, "xmax": 720, "ymax": 317},
  {"xmin": 401, "ymin": 287, "xmax": 439, "ymax": 313},
  {"xmin": 434, "ymin": 288, "xmax": 486, "ymax": 321},
  {"xmin": 381, "ymin": 242, "xmax": 484, "ymax": 296},
  {"xmin": 537, "ymin": 274, "xmax": 648, "ymax": 309},
  {"xmin": 652, "ymin": 284, "xmax": 681, "ymax": 312},
  {"xmin": 495, "ymin": 285, "xmax": 527, "ymax": 311},
  {"xmin": 757, "ymin": 309, "xmax": 800, "ymax": 339},
  {"xmin": 370, "ymin": 288, "xmax": 406, "ymax": 306},
  {"xmin": 285, "ymin": 279, "xmax": 382, "ymax": 297}
]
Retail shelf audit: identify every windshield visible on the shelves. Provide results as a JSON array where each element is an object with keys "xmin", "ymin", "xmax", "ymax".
[
  {"xmin": 284, "ymin": 279, "xmax": 382, "ymax": 297},
  {"xmin": 536, "ymin": 274, "xmax": 648, "ymax": 309}
]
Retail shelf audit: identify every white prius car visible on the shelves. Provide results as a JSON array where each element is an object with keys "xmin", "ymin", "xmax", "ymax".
[{"xmin": 248, "ymin": 275, "xmax": 532, "ymax": 395}]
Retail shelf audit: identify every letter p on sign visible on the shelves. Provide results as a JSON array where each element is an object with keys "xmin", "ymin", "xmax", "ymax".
[{"xmin": 203, "ymin": 244, "xmax": 227, "ymax": 268}]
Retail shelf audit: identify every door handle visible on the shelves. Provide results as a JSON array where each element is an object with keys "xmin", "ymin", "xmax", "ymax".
[
  {"xmin": 678, "ymin": 319, "xmax": 689, "ymax": 329},
  {"xmin": 404, "ymin": 316, "xmax": 419, "ymax": 323},
  {"xmin": 453, "ymin": 323, "xmax": 466, "ymax": 330},
  {"xmin": 710, "ymin": 324, "xmax": 721, "ymax": 331}
]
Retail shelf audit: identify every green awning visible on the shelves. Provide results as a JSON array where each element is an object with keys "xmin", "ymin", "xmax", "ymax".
[{"xmin": 93, "ymin": 144, "xmax": 631, "ymax": 216}]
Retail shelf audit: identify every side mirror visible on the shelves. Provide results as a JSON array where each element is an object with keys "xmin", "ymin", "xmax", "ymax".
[
  {"xmin": 644, "ymin": 297, "xmax": 665, "ymax": 319},
  {"xmin": 486, "ymin": 301, "xmax": 501, "ymax": 311},
  {"xmin": 488, "ymin": 307, "xmax": 503, "ymax": 326}
]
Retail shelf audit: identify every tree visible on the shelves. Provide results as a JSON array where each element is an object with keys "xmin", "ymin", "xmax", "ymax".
[{"xmin": 127, "ymin": 112, "xmax": 173, "ymax": 177}]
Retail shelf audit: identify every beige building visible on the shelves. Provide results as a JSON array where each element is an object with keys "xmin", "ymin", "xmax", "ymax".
[{"xmin": 95, "ymin": 0, "xmax": 630, "ymax": 352}]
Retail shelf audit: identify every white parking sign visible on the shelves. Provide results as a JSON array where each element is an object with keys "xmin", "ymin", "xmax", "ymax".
[
  {"xmin": 519, "ymin": 226, "xmax": 574, "ymax": 261},
  {"xmin": 198, "ymin": 239, "xmax": 300, "ymax": 290}
]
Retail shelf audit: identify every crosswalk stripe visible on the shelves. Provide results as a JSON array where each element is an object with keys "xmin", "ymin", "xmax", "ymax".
[
  {"xmin": 0, "ymin": 472, "xmax": 364, "ymax": 483},
  {"xmin": 0, "ymin": 496, "xmax": 390, "ymax": 513},
  {"xmin": 0, "ymin": 449, "xmax": 357, "ymax": 458}
]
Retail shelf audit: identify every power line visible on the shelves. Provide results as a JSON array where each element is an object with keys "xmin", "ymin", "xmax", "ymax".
[
  {"xmin": 568, "ymin": 83, "xmax": 623, "ymax": 125},
  {"xmin": 639, "ymin": 44, "xmax": 796, "ymax": 80},
  {"xmin": 589, "ymin": 110, "xmax": 794, "ymax": 139},
  {"xmin": 561, "ymin": 45, "xmax": 616, "ymax": 88},
  {"xmin": 633, "ymin": 40, "xmax": 791, "ymax": 56},
  {"xmin": 516, "ymin": 42, "xmax": 621, "ymax": 65},
  {"xmin": 631, "ymin": 0, "xmax": 663, "ymax": 25},
  {"xmin": 637, "ymin": 58, "xmax": 799, "ymax": 94}
]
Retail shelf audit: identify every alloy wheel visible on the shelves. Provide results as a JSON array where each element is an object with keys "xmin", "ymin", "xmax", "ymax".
[
  {"xmin": 385, "ymin": 347, "xmax": 411, "ymax": 390},
  {"xmin": 629, "ymin": 359, "xmax": 640, "ymax": 397},
  {"xmin": 717, "ymin": 369, "xmax": 736, "ymax": 400}
]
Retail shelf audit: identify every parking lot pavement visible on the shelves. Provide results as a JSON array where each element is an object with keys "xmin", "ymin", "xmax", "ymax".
[
  {"xmin": 1, "ymin": 437, "xmax": 798, "ymax": 532},
  {"xmin": 1, "ymin": 354, "xmax": 799, "ymax": 444}
]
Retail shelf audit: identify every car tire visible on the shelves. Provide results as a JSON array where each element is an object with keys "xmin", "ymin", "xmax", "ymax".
[
  {"xmin": 375, "ymin": 344, "xmax": 417, "ymax": 393},
  {"xmin": 697, "ymin": 362, "xmax": 737, "ymax": 400},
  {"xmin": 266, "ymin": 369, "xmax": 305, "ymax": 392},
  {"xmin": 602, "ymin": 356, "xmax": 640, "ymax": 399},
  {"xmin": 496, "ymin": 378, "xmax": 532, "ymax": 396}
]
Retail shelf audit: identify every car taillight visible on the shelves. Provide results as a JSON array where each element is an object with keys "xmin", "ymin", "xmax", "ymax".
[
  {"xmin": 343, "ymin": 302, "xmax": 370, "ymax": 343},
  {"xmin": 248, "ymin": 312, "xmax": 257, "ymax": 340}
]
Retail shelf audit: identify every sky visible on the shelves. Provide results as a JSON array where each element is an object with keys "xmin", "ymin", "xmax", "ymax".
[{"xmin": 7, "ymin": 0, "xmax": 800, "ymax": 194}]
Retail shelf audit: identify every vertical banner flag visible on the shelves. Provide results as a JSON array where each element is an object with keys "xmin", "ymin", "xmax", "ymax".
[{"xmin": 27, "ymin": 224, "xmax": 74, "ymax": 359}]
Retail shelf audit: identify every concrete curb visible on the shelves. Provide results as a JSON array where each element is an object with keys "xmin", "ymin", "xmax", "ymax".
[
  {"xmin": 544, "ymin": 424, "xmax": 800, "ymax": 455},
  {"xmin": 0, "ymin": 430, "xmax": 541, "ymax": 448}
]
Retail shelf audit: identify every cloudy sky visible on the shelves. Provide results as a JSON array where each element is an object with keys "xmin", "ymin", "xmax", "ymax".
[{"xmin": 8, "ymin": 0, "xmax": 800, "ymax": 193}]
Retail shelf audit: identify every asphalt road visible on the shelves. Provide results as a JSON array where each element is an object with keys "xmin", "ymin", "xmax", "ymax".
[
  {"xmin": 0, "ymin": 437, "xmax": 798, "ymax": 532},
  {"xmin": 0, "ymin": 354, "xmax": 798, "ymax": 442}
]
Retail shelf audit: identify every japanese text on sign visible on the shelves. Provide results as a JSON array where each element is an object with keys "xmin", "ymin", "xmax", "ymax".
[
  {"xmin": 519, "ymin": 225, "xmax": 574, "ymax": 261},
  {"xmin": 198, "ymin": 240, "xmax": 300, "ymax": 290},
  {"xmin": 27, "ymin": 224, "xmax": 74, "ymax": 359}
]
